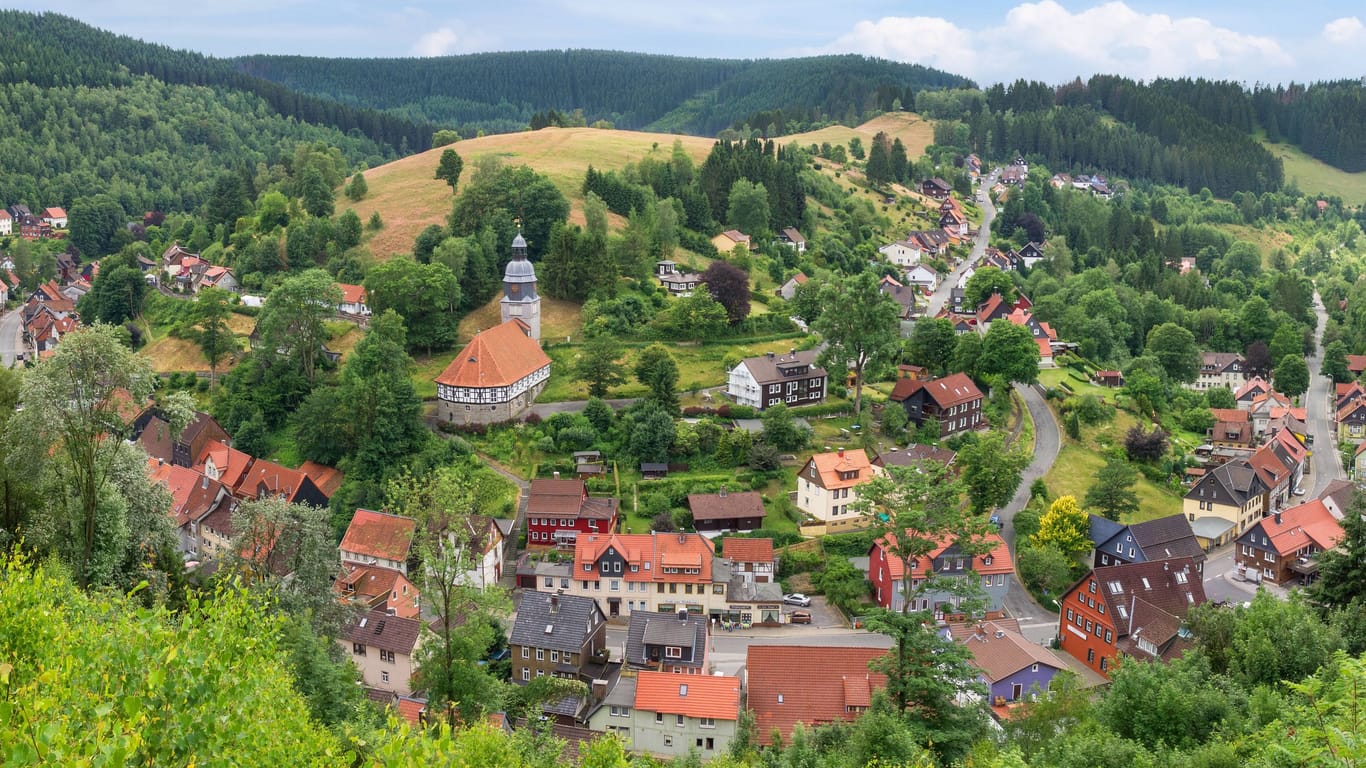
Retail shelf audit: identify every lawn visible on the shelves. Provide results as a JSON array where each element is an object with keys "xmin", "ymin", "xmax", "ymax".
[
  {"xmin": 1042, "ymin": 444, "xmax": 1183, "ymax": 523},
  {"xmin": 1263, "ymin": 140, "xmax": 1366, "ymax": 206},
  {"xmin": 139, "ymin": 309, "xmax": 257, "ymax": 374},
  {"xmin": 1037, "ymin": 367, "xmax": 1123, "ymax": 404},
  {"xmin": 787, "ymin": 113, "xmax": 936, "ymax": 161}
]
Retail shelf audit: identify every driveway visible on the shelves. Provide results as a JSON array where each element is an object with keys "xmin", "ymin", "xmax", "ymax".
[
  {"xmin": 925, "ymin": 170, "xmax": 997, "ymax": 317},
  {"xmin": 0, "ymin": 308, "xmax": 22, "ymax": 368},
  {"xmin": 1305, "ymin": 291, "xmax": 1345, "ymax": 494}
]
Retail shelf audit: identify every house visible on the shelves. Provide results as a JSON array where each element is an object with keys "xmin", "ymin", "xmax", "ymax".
[
  {"xmin": 720, "ymin": 537, "xmax": 775, "ymax": 583},
  {"xmin": 337, "ymin": 283, "xmax": 370, "ymax": 315},
  {"xmin": 879, "ymin": 275, "xmax": 918, "ymax": 320},
  {"xmin": 904, "ymin": 264, "xmax": 939, "ymax": 292},
  {"xmin": 953, "ymin": 620, "xmax": 1065, "ymax": 704},
  {"xmin": 146, "ymin": 460, "xmax": 234, "ymax": 560},
  {"xmin": 340, "ymin": 509, "xmax": 416, "ymax": 575},
  {"xmin": 1017, "ymin": 242, "xmax": 1046, "ymax": 269},
  {"xmin": 710, "ymin": 230, "xmax": 752, "ymax": 254},
  {"xmin": 628, "ymin": 671, "xmax": 740, "ymax": 757},
  {"xmin": 975, "ymin": 293, "xmax": 1012, "ymax": 326},
  {"xmin": 1235, "ymin": 376, "xmax": 1271, "ymax": 407},
  {"xmin": 132, "ymin": 409, "xmax": 230, "ymax": 468},
  {"xmin": 1192, "ymin": 352, "xmax": 1247, "ymax": 392},
  {"xmin": 0, "ymin": 209, "xmax": 10, "ymax": 236},
  {"xmin": 1000, "ymin": 165, "xmax": 1027, "ymax": 186},
  {"xmin": 458, "ymin": 514, "xmax": 514, "ymax": 588},
  {"xmin": 873, "ymin": 444, "xmax": 957, "ymax": 473},
  {"xmin": 746, "ymin": 645, "xmax": 887, "ymax": 746},
  {"xmin": 1234, "ymin": 500, "xmax": 1343, "ymax": 586},
  {"xmin": 1318, "ymin": 479, "xmax": 1357, "ymax": 520},
  {"xmin": 1057, "ymin": 558, "xmax": 1205, "ymax": 679},
  {"xmin": 776, "ymin": 272, "xmax": 808, "ymax": 300},
  {"xmin": 233, "ymin": 457, "xmax": 329, "ymax": 507},
  {"xmin": 194, "ymin": 439, "xmax": 254, "ymax": 490},
  {"xmin": 434, "ymin": 319, "xmax": 551, "ymax": 425},
  {"xmin": 561, "ymin": 532, "xmax": 723, "ymax": 619},
  {"xmin": 656, "ymin": 261, "xmax": 702, "ymax": 296},
  {"xmin": 796, "ymin": 448, "xmax": 879, "ymax": 531},
  {"xmin": 1095, "ymin": 370, "xmax": 1124, "ymax": 387},
  {"xmin": 888, "ymin": 372, "xmax": 985, "ymax": 439},
  {"xmin": 920, "ymin": 178, "xmax": 952, "ymax": 200},
  {"xmin": 334, "ymin": 564, "xmax": 421, "ymax": 619},
  {"xmin": 1004, "ymin": 308, "xmax": 1057, "ymax": 367},
  {"xmin": 1087, "ymin": 514, "xmax": 1206, "ymax": 572},
  {"xmin": 510, "ymin": 592, "xmax": 607, "ymax": 684},
  {"xmin": 341, "ymin": 609, "xmax": 423, "ymax": 695},
  {"xmin": 299, "ymin": 460, "xmax": 345, "ymax": 501},
  {"xmin": 687, "ymin": 488, "xmax": 766, "ymax": 534},
  {"xmin": 939, "ymin": 206, "xmax": 968, "ymax": 236},
  {"xmin": 909, "ymin": 229, "xmax": 951, "ymax": 258},
  {"xmin": 1183, "ymin": 460, "xmax": 1268, "ymax": 547},
  {"xmin": 525, "ymin": 477, "xmax": 619, "ymax": 548},
  {"xmin": 41, "ymin": 207, "xmax": 67, "ymax": 229},
  {"xmin": 1249, "ymin": 390, "xmax": 1293, "ymax": 436},
  {"xmin": 1356, "ymin": 442, "xmax": 1366, "ymax": 479},
  {"xmin": 17, "ymin": 215, "xmax": 48, "ymax": 240},
  {"xmin": 196, "ymin": 266, "xmax": 238, "ymax": 294},
  {"xmin": 1348, "ymin": 355, "xmax": 1366, "ymax": 378},
  {"xmin": 1209, "ymin": 420, "xmax": 1253, "ymax": 449},
  {"xmin": 1338, "ymin": 397, "xmax": 1366, "ymax": 444},
  {"xmin": 726, "ymin": 349, "xmax": 827, "ymax": 411},
  {"xmin": 869, "ymin": 531, "xmax": 1014, "ymax": 613},
  {"xmin": 777, "ymin": 227, "xmax": 806, "ymax": 253},
  {"xmin": 878, "ymin": 240, "xmax": 924, "ymax": 268},
  {"xmin": 625, "ymin": 610, "xmax": 709, "ymax": 674}
]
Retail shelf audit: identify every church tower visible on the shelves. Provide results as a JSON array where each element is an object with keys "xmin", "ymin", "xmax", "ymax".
[{"xmin": 500, "ymin": 228, "xmax": 541, "ymax": 341}]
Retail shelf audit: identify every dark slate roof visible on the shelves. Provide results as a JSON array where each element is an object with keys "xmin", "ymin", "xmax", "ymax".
[
  {"xmin": 626, "ymin": 611, "xmax": 708, "ymax": 669},
  {"xmin": 739, "ymin": 349, "xmax": 827, "ymax": 385},
  {"xmin": 1128, "ymin": 515, "xmax": 1207, "ymax": 565},
  {"xmin": 510, "ymin": 592, "xmax": 604, "ymax": 654},
  {"xmin": 1087, "ymin": 514, "xmax": 1126, "ymax": 549},
  {"xmin": 1185, "ymin": 460, "xmax": 1266, "ymax": 508},
  {"xmin": 345, "ymin": 608, "xmax": 422, "ymax": 655},
  {"xmin": 1089, "ymin": 558, "xmax": 1205, "ymax": 640}
]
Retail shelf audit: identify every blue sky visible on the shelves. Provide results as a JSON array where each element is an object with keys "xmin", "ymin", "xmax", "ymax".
[{"xmin": 14, "ymin": 1, "xmax": 1366, "ymax": 85}]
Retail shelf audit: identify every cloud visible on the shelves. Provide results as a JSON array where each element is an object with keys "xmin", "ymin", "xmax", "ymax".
[
  {"xmin": 822, "ymin": 1, "xmax": 1294, "ymax": 84},
  {"xmin": 412, "ymin": 26, "xmax": 462, "ymax": 57},
  {"xmin": 1323, "ymin": 16, "xmax": 1365, "ymax": 44}
]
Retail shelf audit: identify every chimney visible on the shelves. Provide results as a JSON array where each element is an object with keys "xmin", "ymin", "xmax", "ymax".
[
  {"xmin": 789, "ymin": 348, "xmax": 796, "ymax": 356},
  {"xmin": 719, "ymin": 485, "xmax": 727, "ymax": 497},
  {"xmin": 592, "ymin": 678, "xmax": 609, "ymax": 701},
  {"xmin": 553, "ymin": 471, "xmax": 560, "ymax": 479},
  {"xmin": 201, "ymin": 475, "xmax": 208, "ymax": 489},
  {"xmin": 766, "ymin": 351, "xmax": 775, "ymax": 359},
  {"xmin": 1275, "ymin": 511, "xmax": 1282, "ymax": 525},
  {"xmin": 678, "ymin": 533, "xmax": 687, "ymax": 545},
  {"xmin": 837, "ymin": 448, "xmax": 845, "ymax": 458},
  {"xmin": 678, "ymin": 610, "xmax": 688, "ymax": 621},
  {"xmin": 550, "ymin": 595, "xmax": 559, "ymax": 613}
]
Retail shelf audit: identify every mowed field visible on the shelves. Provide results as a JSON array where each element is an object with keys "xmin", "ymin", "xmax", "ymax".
[
  {"xmin": 1264, "ymin": 140, "xmax": 1366, "ymax": 206},
  {"xmin": 787, "ymin": 112, "xmax": 936, "ymax": 159},
  {"xmin": 339, "ymin": 128, "xmax": 714, "ymax": 259}
]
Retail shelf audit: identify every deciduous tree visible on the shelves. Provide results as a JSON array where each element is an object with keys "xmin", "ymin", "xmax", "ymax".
[
  {"xmin": 194, "ymin": 286, "xmax": 236, "ymax": 385},
  {"xmin": 573, "ymin": 334, "xmax": 626, "ymax": 398},
  {"xmin": 815, "ymin": 272, "xmax": 902, "ymax": 417},
  {"xmin": 963, "ymin": 265, "xmax": 1016, "ymax": 307},
  {"xmin": 435, "ymin": 147, "xmax": 464, "ymax": 192},
  {"xmin": 633, "ymin": 343, "xmax": 680, "ymax": 413},
  {"xmin": 980, "ymin": 319, "xmax": 1041, "ymax": 385},
  {"xmin": 256, "ymin": 269, "xmax": 343, "ymax": 385},
  {"xmin": 1144, "ymin": 322, "xmax": 1200, "ymax": 383},
  {"xmin": 364, "ymin": 257, "xmax": 461, "ymax": 354},
  {"xmin": 1274, "ymin": 353, "xmax": 1309, "ymax": 396},
  {"xmin": 701, "ymin": 260, "xmax": 751, "ymax": 325},
  {"xmin": 1032, "ymin": 495, "xmax": 1091, "ymax": 557},
  {"xmin": 957, "ymin": 431, "xmax": 1030, "ymax": 516},
  {"xmin": 907, "ymin": 316, "xmax": 958, "ymax": 376}
]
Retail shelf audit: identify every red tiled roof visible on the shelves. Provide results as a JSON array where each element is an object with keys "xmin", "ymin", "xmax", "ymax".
[
  {"xmin": 194, "ymin": 439, "xmax": 254, "ymax": 490},
  {"xmin": 574, "ymin": 532, "xmax": 717, "ymax": 584},
  {"xmin": 746, "ymin": 645, "xmax": 887, "ymax": 745},
  {"xmin": 1254, "ymin": 500, "xmax": 1343, "ymax": 557},
  {"xmin": 976, "ymin": 293, "xmax": 1005, "ymax": 323},
  {"xmin": 801, "ymin": 448, "xmax": 875, "ymax": 491},
  {"xmin": 340, "ymin": 509, "xmax": 416, "ymax": 562},
  {"xmin": 334, "ymin": 564, "xmax": 421, "ymax": 618},
  {"xmin": 876, "ymin": 531, "xmax": 1014, "ymax": 580},
  {"xmin": 337, "ymin": 283, "xmax": 367, "ymax": 305},
  {"xmin": 722, "ymin": 537, "xmax": 774, "ymax": 564},
  {"xmin": 43, "ymin": 207, "xmax": 66, "ymax": 219},
  {"xmin": 234, "ymin": 457, "xmax": 313, "ymax": 504},
  {"xmin": 434, "ymin": 319, "xmax": 550, "ymax": 388},
  {"xmin": 147, "ymin": 460, "xmax": 228, "ymax": 529},
  {"xmin": 889, "ymin": 372, "xmax": 983, "ymax": 410},
  {"xmin": 634, "ymin": 671, "xmax": 739, "ymax": 721},
  {"xmin": 958, "ymin": 620, "xmax": 1064, "ymax": 683},
  {"xmin": 299, "ymin": 460, "xmax": 344, "ymax": 498},
  {"xmin": 1209, "ymin": 408, "xmax": 1248, "ymax": 423},
  {"xmin": 687, "ymin": 491, "xmax": 766, "ymax": 522},
  {"xmin": 1349, "ymin": 355, "xmax": 1366, "ymax": 375}
]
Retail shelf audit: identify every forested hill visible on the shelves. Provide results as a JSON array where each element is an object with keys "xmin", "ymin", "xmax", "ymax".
[
  {"xmin": 0, "ymin": 11, "xmax": 433, "ymax": 152},
  {"xmin": 231, "ymin": 51, "xmax": 974, "ymax": 136}
]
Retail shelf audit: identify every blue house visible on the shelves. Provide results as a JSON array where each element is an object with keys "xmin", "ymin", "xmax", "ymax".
[
  {"xmin": 949, "ymin": 620, "xmax": 1065, "ymax": 704},
  {"xmin": 1087, "ymin": 514, "xmax": 1207, "ymax": 574}
]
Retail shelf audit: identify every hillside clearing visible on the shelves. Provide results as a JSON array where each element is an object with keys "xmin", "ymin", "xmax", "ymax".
[
  {"xmin": 787, "ymin": 112, "xmax": 936, "ymax": 159},
  {"xmin": 1263, "ymin": 140, "xmax": 1366, "ymax": 206}
]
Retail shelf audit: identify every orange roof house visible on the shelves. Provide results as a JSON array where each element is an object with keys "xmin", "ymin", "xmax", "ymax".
[
  {"xmin": 869, "ymin": 531, "xmax": 1015, "ymax": 613},
  {"xmin": 335, "ymin": 564, "xmax": 421, "ymax": 618},
  {"xmin": 1234, "ymin": 500, "xmax": 1342, "ymax": 586},
  {"xmin": 746, "ymin": 645, "xmax": 887, "ymax": 745},
  {"xmin": 299, "ymin": 460, "xmax": 345, "ymax": 499},
  {"xmin": 340, "ymin": 509, "xmax": 417, "ymax": 574},
  {"xmin": 233, "ymin": 457, "xmax": 328, "ymax": 508},
  {"xmin": 194, "ymin": 439, "xmax": 254, "ymax": 491},
  {"xmin": 434, "ymin": 319, "xmax": 550, "ymax": 425},
  {"xmin": 634, "ymin": 670, "xmax": 740, "ymax": 723}
]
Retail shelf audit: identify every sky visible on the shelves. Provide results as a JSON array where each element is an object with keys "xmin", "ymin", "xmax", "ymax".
[{"xmin": 12, "ymin": 0, "xmax": 1366, "ymax": 85}]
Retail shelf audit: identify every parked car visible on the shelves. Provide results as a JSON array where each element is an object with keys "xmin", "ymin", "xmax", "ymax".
[
  {"xmin": 783, "ymin": 593, "xmax": 812, "ymax": 607},
  {"xmin": 989, "ymin": 514, "xmax": 1002, "ymax": 529},
  {"xmin": 788, "ymin": 610, "xmax": 812, "ymax": 624}
]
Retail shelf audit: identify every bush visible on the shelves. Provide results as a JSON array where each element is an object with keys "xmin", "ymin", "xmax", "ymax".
[
  {"xmin": 778, "ymin": 548, "xmax": 825, "ymax": 577},
  {"xmin": 822, "ymin": 530, "xmax": 877, "ymax": 557},
  {"xmin": 789, "ymin": 401, "xmax": 853, "ymax": 418}
]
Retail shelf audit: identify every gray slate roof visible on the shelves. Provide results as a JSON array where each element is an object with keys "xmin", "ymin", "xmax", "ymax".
[
  {"xmin": 739, "ymin": 349, "xmax": 827, "ymax": 385},
  {"xmin": 1128, "ymin": 515, "xmax": 1207, "ymax": 564},
  {"xmin": 511, "ymin": 592, "xmax": 604, "ymax": 654},
  {"xmin": 346, "ymin": 608, "xmax": 422, "ymax": 655},
  {"xmin": 626, "ymin": 611, "xmax": 708, "ymax": 669}
]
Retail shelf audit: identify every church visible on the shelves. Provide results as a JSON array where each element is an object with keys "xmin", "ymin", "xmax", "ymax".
[{"xmin": 434, "ymin": 231, "xmax": 552, "ymax": 425}]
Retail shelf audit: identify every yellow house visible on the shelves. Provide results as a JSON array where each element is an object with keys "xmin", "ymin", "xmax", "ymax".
[
  {"xmin": 710, "ymin": 229, "xmax": 752, "ymax": 254},
  {"xmin": 1183, "ymin": 460, "xmax": 1267, "ymax": 548}
]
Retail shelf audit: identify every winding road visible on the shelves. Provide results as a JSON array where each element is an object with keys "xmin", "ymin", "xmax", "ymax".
[
  {"xmin": 925, "ymin": 170, "xmax": 998, "ymax": 317},
  {"xmin": 0, "ymin": 308, "xmax": 22, "ymax": 368}
]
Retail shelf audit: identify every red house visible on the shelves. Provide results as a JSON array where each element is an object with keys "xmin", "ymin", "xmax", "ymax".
[
  {"xmin": 526, "ymin": 477, "xmax": 619, "ymax": 548},
  {"xmin": 1057, "ymin": 558, "xmax": 1205, "ymax": 679},
  {"xmin": 869, "ymin": 531, "xmax": 1014, "ymax": 614}
]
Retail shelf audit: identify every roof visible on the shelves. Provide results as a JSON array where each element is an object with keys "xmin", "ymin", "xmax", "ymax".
[
  {"xmin": 737, "ymin": 349, "xmax": 826, "ymax": 385},
  {"xmin": 873, "ymin": 444, "xmax": 957, "ymax": 470},
  {"xmin": 147, "ymin": 460, "xmax": 228, "ymax": 529},
  {"xmin": 1209, "ymin": 408, "xmax": 1248, "ymax": 423},
  {"xmin": 1242, "ymin": 499, "xmax": 1343, "ymax": 556},
  {"xmin": 1235, "ymin": 376, "xmax": 1270, "ymax": 400},
  {"xmin": 780, "ymin": 227, "xmax": 805, "ymax": 244},
  {"xmin": 510, "ymin": 592, "xmax": 604, "ymax": 653},
  {"xmin": 1349, "ymin": 355, "xmax": 1366, "ymax": 374},
  {"xmin": 340, "ymin": 509, "xmax": 416, "ymax": 563},
  {"xmin": 1185, "ymin": 460, "xmax": 1267, "ymax": 508},
  {"xmin": 434, "ymin": 319, "xmax": 550, "ymax": 389},
  {"xmin": 193, "ymin": 439, "xmax": 254, "ymax": 490},
  {"xmin": 43, "ymin": 206, "xmax": 66, "ymax": 218},
  {"xmin": 345, "ymin": 608, "xmax": 422, "ymax": 655},
  {"xmin": 687, "ymin": 491, "xmax": 766, "ymax": 522},
  {"xmin": 634, "ymin": 671, "xmax": 739, "ymax": 721},
  {"xmin": 1083, "ymin": 558, "xmax": 1205, "ymax": 642},
  {"xmin": 527, "ymin": 478, "xmax": 617, "ymax": 521},
  {"xmin": 574, "ymin": 533, "xmax": 717, "ymax": 584},
  {"xmin": 975, "ymin": 294, "xmax": 1006, "ymax": 323},
  {"xmin": 718, "ymin": 230, "xmax": 750, "ymax": 244},
  {"xmin": 875, "ymin": 531, "xmax": 1014, "ymax": 580},
  {"xmin": 235, "ymin": 457, "xmax": 318, "ymax": 504},
  {"xmin": 1127, "ymin": 515, "xmax": 1207, "ymax": 564},
  {"xmin": 746, "ymin": 645, "xmax": 887, "ymax": 745},
  {"xmin": 626, "ymin": 611, "xmax": 708, "ymax": 669},
  {"xmin": 1200, "ymin": 352, "xmax": 1244, "ymax": 373},
  {"xmin": 299, "ymin": 460, "xmax": 344, "ymax": 498},
  {"xmin": 959, "ymin": 621, "xmax": 1065, "ymax": 683},
  {"xmin": 801, "ymin": 448, "xmax": 875, "ymax": 491},
  {"xmin": 335, "ymin": 564, "xmax": 420, "ymax": 619},
  {"xmin": 889, "ymin": 372, "xmax": 983, "ymax": 409},
  {"xmin": 721, "ymin": 537, "xmax": 774, "ymax": 564},
  {"xmin": 337, "ymin": 283, "xmax": 367, "ymax": 305}
]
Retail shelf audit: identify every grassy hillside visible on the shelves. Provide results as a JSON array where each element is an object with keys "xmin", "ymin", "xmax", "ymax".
[
  {"xmin": 788, "ymin": 112, "xmax": 936, "ymax": 159},
  {"xmin": 1264, "ymin": 140, "xmax": 1366, "ymax": 206}
]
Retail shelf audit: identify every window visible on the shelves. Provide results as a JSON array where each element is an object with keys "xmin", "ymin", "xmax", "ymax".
[
  {"xmin": 611, "ymin": 580, "xmax": 620, "ymax": 591},
  {"xmin": 1105, "ymin": 629, "xmax": 1113, "ymax": 643},
  {"xmin": 1066, "ymin": 608, "xmax": 1074, "ymax": 621},
  {"xmin": 1087, "ymin": 648, "xmax": 1095, "ymax": 663},
  {"xmin": 713, "ymin": 584, "xmax": 725, "ymax": 594},
  {"xmin": 352, "ymin": 643, "xmax": 366, "ymax": 656},
  {"xmin": 1031, "ymin": 663, "xmax": 1039, "ymax": 672},
  {"xmin": 550, "ymin": 650, "xmax": 559, "ymax": 662},
  {"xmin": 521, "ymin": 647, "xmax": 529, "ymax": 659},
  {"xmin": 536, "ymin": 649, "xmax": 545, "ymax": 661},
  {"xmin": 380, "ymin": 650, "xmax": 395, "ymax": 664},
  {"xmin": 676, "ymin": 714, "xmax": 685, "ymax": 727},
  {"xmin": 381, "ymin": 671, "xmax": 389, "ymax": 684},
  {"xmin": 1100, "ymin": 657, "xmax": 1108, "ymax": 671},
  {"xmin": 666, "ymin": 646, "xmax": 683, "ymax": 659},
  {"xmin": 522, "ymin": 668, "xmax": 530, "ymax": 681},
  {"xmin": 699, "ymin": 717, "xmax": 716, "ymax": 729},
  {"xmin": 656, "ymin": 713, "xmax": 664, "ymax": 724},
  {"xmin": 1088, "ymin": 580, "xmax": 1096, "ymax": 593}
]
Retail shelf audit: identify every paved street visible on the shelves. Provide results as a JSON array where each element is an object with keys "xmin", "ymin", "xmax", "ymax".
[
  {"xmin": 0, "ymin": 307, "xmax": 22, "ymax": 368},
  {"xmin": 925, "ymin": 170, "xmax": 997, "ymax": 317},
  {"xmin": 1306, "ymin": 291, "xmax": 1345, "ymax": 495},
  {"xmin": 999, "ymin": 384, "xmax": 1063, "ymax": 642}
]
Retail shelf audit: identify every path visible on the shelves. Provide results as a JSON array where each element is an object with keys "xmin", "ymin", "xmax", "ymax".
[
  {"xmin": 925, "ymin": 169, "xmax": 998, "ymax": 317},
  {"xmin": 1306, "ymin": 290, "xmax": 1345, "ymax": 495},
  {"xmin": 530, "ymin": 397, "xmax": 638, "ymax": 418},
  {"xmin": 998, "ymin": 383, "xmax": 1063, "ymax": 639},
  {"xmin": 0, "ymin": 307, "xmax": 22, "ymax": 367}
]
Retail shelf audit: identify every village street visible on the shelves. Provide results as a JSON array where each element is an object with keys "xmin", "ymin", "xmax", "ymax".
[
  {"xmin": 924, "ymin": 169, "xmax": 997, "ymax": 317},
  {"xmin": 0, "ymin": 307, "xmax": 22, "ymax": 367}
]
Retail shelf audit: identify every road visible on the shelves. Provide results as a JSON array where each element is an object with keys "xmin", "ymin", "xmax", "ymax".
[
  {"xmin": 924, "ymin": 170, "xmax": 998, "ymax": 317},
  {"xmin": 998, "ymin": 383, "xmax": 1064, "ymax": 643},
  {"xmin": 530, "ymin": 397, "xmax": 638, "ymax": 418},
  {"xmin": 0, "ymin": 307, "xmax": 22, "ymax": 368},
  {"xmin": 1305, "ymin": 291, "xmax": 1345, "ymax": 495}
]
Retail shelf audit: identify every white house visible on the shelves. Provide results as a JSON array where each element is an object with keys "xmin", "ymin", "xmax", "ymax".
[
  {"xmin": 0, "ymin": 210, "xmax": 11, "ymax": 237},
  {"xmin": 42, "ymin": 207, "xmax": 68, "ymax": 229},
  {"xmin": 878, "ymin": 240, "xmax": 923, "ymax": 268},
  {"xmin": 340, "ymin": 509, "xmax": 416, "ymax": 576},
  {"xmin": 726, "ymin": 350, "xmax": 827, "ymax": 411},
  {"xmin": 796, "ymin": 449, "xmax": 882, "ymax": 533},
  {"xmin": 459, "ymin": 515, "xmax": 513, "ymax": 588},
  {"xmin": 338, "ymin": 283, "xmax": 370, "ymax": 316},
  {"xmin": 904, "ymin": 264, "xmax": 939, "ymax": 292},
  {"xmin": 956, "ymin": 266, "xmax": 976, "ymax": 290}
]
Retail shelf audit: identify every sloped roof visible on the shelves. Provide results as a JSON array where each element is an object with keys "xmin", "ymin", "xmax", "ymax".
[
  {"xmin": 1349, "ymin": 355, "xmax": 1366, "ymax": 375},
  {"xmin": 1087, "ymin": 557, "xmax": 1205, "ymax": 639},
  {"xmin": 1246, "ymin": 499, "xmax": 1343, "ymax": 556},
  {"xmin": 738, "ymin": 349, "xmax": 825, "ymax": 385},
  {"xmin": 194, "ymin": 439, "xmax": 253, "ymax": 490},
  {"xmin": 1235, "ymin": 376, "xmax": 1270, "ymax": 400},
  {"xmin": 340, "ymin": 509, "xmax": 416, "ymax": 563},
  {"xmin": 875, "ymin": 531, "xmax": 1014, "ymax": 580},
  {"xmin": 1200, "ymin": 352, "xmax": 1244, "ymax": 373},
  {"xmin": 1209, "ymin": 408, "xmax": 1248, "ymax": 423},
  {"xmin": 801, "ymin": 448, "xmax": 875, "ymax": 491},
  {"xmin": 147, "ymin": 460, "xmax": 228, "ymax": 529},
  {"xmin": 626, "ymin": 611, "xmax": 708, "ymax": 669},
  {"xmin": 889, "ymin": 372, "xmax": 983, "ymax": 409},
  {"xmin": 335, "ymin": 564, "xmax": 421, "ymax": 619},
  {"xmin": 721, "ymin": 537, "xmax": 774, "ymax": 564},
  {"xmin": 959, "ymin": 621, "xmax": 1065, "ymax": 683},
  {"xmin": 687, "ymin": 491, "xmax": 766, "ymax": 522},
  {"xmin": 337, "ymin": 283, "xmax": 367, "ymax": 305},
  {"xmin": 345, "ymin": 608, "xmax": 421, "ymax": 655},
  {"xmin": 746, "ymin": 645, "xmax": 887, "ymax": 745},
  {"xmin": 1127, "ymin": 515, "xmax": 1207, "ymax": 564},
  {"xmin": 510, "ymin": 592, "xmax": 604, "ymax": 654},
  {"xmin": 434, "ymin": 319, "xmax": 550, "ymax": 389},
  {"xmin": 634, "ymin": 671, "xmax": 739, "ymax": 721},
  {"xmin": 573, "ymin": 533, "xmax": 717, "ymax": 583},
  {"xmin": 873, "ymin": 444, "xmax": 957, "ymax": 470},
  {"xmin": 235, "ymin": 457, "xmax": 318, "ymax": 504},
  {"xmin": 299, "ymin": 460, "xmax": 344, "ymax": 498}
]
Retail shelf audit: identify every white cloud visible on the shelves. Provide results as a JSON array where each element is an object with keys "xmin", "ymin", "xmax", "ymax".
[
  {"xmin": 823, "ymin": 1, "xmax": 1295, "ymax": 84},
  {"xmin": 1323, "ymin": 16, "xmax": 1365, "ymax": 44},
  {"xmin": 412, "ymin": 26, "xmax": 462, "ymax": 57}
]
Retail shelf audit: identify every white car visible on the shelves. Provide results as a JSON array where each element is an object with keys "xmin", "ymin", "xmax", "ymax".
[{"xmin": 783, "ymin": 593, "xmax": 812, "ymax": 607}]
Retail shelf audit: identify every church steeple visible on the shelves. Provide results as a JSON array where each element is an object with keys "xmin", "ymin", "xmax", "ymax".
[{"xmin": 500, "ymin": 225, "xmax": 541, "ymax": 341}]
